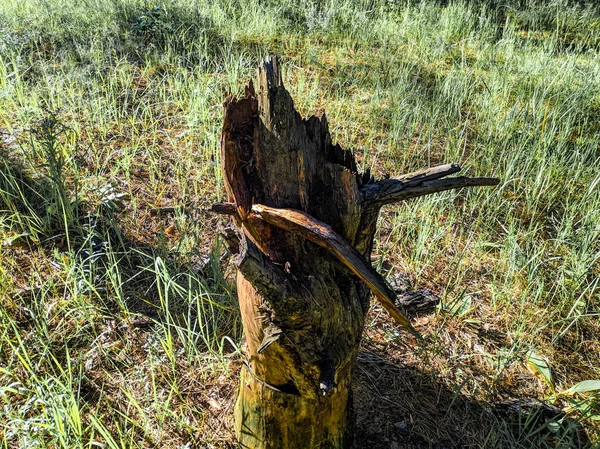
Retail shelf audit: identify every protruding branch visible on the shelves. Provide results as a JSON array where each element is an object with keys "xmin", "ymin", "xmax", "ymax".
[
  {"xmin": 362, "ymin": 163, "xmax": 499, "ymax": 207},
  {"xmin": 212, "ymin": 201, "xmax": 421, "ymax": 337},
  {"xmin": 250, "ymin": 204, "xmax": 421, "ymax": 339},
  {"xmin": 389, "ymin": 176, "xmax": 500, "ymax": 202},
  {"xmin": 211, "ymin": 202, "xmax": 238, "ymax": 216},
  {"xmin": 394, "ymin": 163, "xmax": 461, "ymax": 185}
]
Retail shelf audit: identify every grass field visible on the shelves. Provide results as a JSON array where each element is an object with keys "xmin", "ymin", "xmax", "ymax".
[{"xmin": 1, "ymin": 0, "xmax": 600, "ymax": 447}]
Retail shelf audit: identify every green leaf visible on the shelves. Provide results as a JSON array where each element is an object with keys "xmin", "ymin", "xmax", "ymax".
[
  {"xmin": 546, "ymin": 421, "xmax": 561, "ymax": 433},
  {"xmin": 565, "ymin": 380, "xmax": 600, "ymax": 395},
  {"xmin": 442, "ymin": 294, "xmax": 472, "ymax": 317},
  {"xmin": 566, "ymin": 396, "xmax": 600, "ymax": 420},
  {"xmin": 526, "ymin": 350, "xmax": 555, "ymax": 393}
]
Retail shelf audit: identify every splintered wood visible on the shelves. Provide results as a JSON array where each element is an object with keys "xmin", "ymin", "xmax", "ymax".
[{"xmin": 213, "ymin": 56, "xmax": 498, "ymax": 449}]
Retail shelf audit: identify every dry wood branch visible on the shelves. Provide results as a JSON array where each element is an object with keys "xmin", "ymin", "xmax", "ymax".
[
  {"xmin": 250, "ymin": 204, "xmax": 421, "ymax": 339},
  {"xmin": 211, "ymin": 202, "xmax": 238, "ymax": 216},
  {"xmin": 392, "ymin": 176, "xmax": 500, "ymax": 201},
  {"xmin": 394, "ymin": 163, "xmax": 461, "ymax": 185},
  {"xmin": 362, "ymin": 164, "xmax": 499, "ymax": 206},
  {"xmin": 212, "ymin": 201, "xmax": 420, "ymax": 337}
]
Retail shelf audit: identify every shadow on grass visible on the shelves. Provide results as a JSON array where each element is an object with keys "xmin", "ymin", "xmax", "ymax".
[
  {"xmin": 1, "ymin": 145, "xmax": 239, "ymax": 349},
  {"xmin": 353, "ymin": 338, "xmax": 591, "ymax": 449},
  {"xmin": 1, "ymin": 149, "xmax": 592, "ymax": 449}
]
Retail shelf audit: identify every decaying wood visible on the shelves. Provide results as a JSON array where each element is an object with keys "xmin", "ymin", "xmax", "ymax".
[
  {"xmin": 361, "ymin": 164, "xmax": 499, "ymax": 206},
  {"xmin": 252, "ymin": 204, "xmax": 421, "ymax": 337},
  {"xmin": 214, "ymin": 203, "xmax": 420, "ymax": 337},
  {"xmin": 396, "ymin": 289, "xmax": 441, "ymax": 315},
  {"xmin": 213, "ymin": 56, "xmax": 499, "ymax": 449}
]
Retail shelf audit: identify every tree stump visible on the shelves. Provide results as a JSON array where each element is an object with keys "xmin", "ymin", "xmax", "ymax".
[{"xmin": 212, "ymin": 56, "xmax": 498, "ymax": 449}]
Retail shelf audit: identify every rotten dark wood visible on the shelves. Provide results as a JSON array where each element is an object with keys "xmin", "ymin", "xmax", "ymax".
[
  {"xmin": 252, "ymin": 204, "xmax": 420, "ymax": 338},
  {"xmin": 361, "ymin": 165, "xmax": 499, "ymax": 206},
  {"xmin": 396, "ymin": 289, "xmax": 441, "ymax": 315},
  {"xmin": 214, "ymin": 56, "xmax": 499, "ymax": 449}
]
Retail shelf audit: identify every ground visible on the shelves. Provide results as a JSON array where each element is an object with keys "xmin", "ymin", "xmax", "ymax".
[{"xmin": 0, "ymin": 0, "xmax": 599, "ymax": 448}]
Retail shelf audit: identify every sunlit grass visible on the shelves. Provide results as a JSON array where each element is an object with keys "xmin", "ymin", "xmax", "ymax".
[{"xmin": 1, "ymin": 0, "xmax": 599, "ymax": 447}]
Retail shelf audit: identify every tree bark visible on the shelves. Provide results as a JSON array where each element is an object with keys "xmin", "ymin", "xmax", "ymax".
[{"xmin": 214, "ymin": 56, "xmax": 498, "ymax": 449}]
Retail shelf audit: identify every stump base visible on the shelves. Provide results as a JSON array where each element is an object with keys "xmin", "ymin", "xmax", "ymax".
[{"xmin": 234, "ymin": 365, "xmax": 352, "ymax": 449}]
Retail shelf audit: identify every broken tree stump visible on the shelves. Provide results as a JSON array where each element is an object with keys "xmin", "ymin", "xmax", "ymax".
[{"xmin": 212, "ymin": 56, "xmax": 499, "ymax": 449}]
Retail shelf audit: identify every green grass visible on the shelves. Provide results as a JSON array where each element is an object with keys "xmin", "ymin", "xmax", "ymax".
[{"xmin": 1, "ymin": 0, "xmax": 600, "ymax": 447}]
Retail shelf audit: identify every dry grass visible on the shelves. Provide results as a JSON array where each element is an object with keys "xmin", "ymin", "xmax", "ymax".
[{"xmin": 1, "ymin": 0, "xmax": 600, "ymax": 448}]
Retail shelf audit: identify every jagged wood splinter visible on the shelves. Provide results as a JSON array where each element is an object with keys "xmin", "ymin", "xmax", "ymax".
[{"xmin": 213, "ymin": 56, "xmax": 499, "ymax": 449}]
